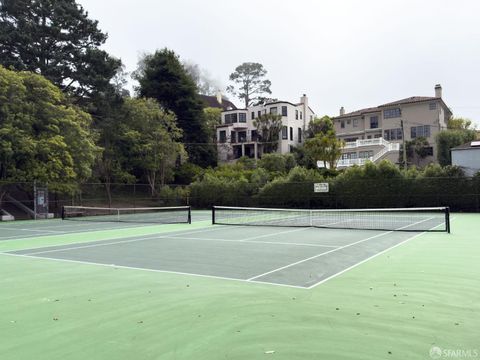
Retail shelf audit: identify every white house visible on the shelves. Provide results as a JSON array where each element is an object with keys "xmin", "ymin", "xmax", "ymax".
[
  {"xmin": 451, "ymin": 141, "xmax": 480, "ymax": 176},
  {"xmin": 216, "ymin": 95, "xmax": 316, "ymax": 162}
]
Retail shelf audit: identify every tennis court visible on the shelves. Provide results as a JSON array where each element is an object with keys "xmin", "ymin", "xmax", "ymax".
[
  {"xmin": 1, "ymin": 207, "xmax": 478, "ymax": 360},
  {"xmin": 2, "ymin": 206, "xmax": 448, "ymax": 288}
]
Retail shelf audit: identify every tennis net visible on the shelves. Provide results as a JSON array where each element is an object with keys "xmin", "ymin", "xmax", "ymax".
[
  {"xmin": 212, "ymin": 206, "xmax": 450, "ymax": 232},
  {"xmin": 62, "ymin": 206, "xmax": 191, "ymax": 224}
]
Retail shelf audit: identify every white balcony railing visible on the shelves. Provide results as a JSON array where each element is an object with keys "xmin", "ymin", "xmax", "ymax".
[{"xmin": 343, "ymin": 137, "xmax": 391, "ymax": 149}]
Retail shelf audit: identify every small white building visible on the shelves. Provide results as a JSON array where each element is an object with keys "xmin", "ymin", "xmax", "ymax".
[
  {"xmin": 451, "ymin": 141, "xmax": 480, "ymax": 176},
  {"xmin": 216, "ymin": 95, "xmax": 316, "ymax": 162}
]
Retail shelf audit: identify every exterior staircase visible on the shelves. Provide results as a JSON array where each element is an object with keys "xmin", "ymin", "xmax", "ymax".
[{"xmin": 337, "ymin": 138, "xmax": 400, "ymax": 168}]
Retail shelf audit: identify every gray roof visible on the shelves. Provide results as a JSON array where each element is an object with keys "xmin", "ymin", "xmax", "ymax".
[
  {"xmin": 451, "ymin": 141, "xmax": 480, "ymax": 151},
  {"xmin": 334, "ymin": 96, "xmax": 452, "ymax": 119}
]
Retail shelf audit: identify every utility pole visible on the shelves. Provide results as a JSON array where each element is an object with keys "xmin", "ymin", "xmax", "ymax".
[{"xmin": 401, "ymin": 119, "xmax": 407, "ymax": 168}]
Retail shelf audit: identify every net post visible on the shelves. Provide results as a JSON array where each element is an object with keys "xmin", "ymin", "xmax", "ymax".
[
  {"xmin": 445, "ymin": 206, "xmax": 450, "ymax": 233},
  {"xmin": 61, "ymin": 206, "xmax": 65, "ymax": 220},
  {"xmin": 212, "ymin": 206, "xmax": 216, "ymax": 225},
  {"xmin": 188, "ymin": 206, "xmax": 192, "ymax": 224}
]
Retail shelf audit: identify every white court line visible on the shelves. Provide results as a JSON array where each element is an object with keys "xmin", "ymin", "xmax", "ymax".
[
  {"xmin": 0, "ymin": 227, "xmax": 64, "ymax": 233},
  {"xmin": 306, "ymin": 217, "xmax": 453, "ymax": 289},
  {"xmin": 0, "ymin": 252, "xmax": 307, "ymax": 290},
  {"xmin": 247, "ymin": 216, "xmax": 437, "ymax": 281},
  {"xmin": 13, "ymin": 225, "xmax": 247, "ymax": 255}
]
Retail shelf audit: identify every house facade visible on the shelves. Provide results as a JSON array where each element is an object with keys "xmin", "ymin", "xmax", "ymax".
[
  {"xmin": 332, "ymin": 85, "xmax": 452, "ymax": 168},
  {"xmin": 216, "ymin": 95, "xmax": 316, "ymax": 162}
]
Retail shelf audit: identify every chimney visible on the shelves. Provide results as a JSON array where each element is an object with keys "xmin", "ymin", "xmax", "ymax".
[
  {"xmin": 216, "ymin": 90, "xmax": 223, "ymax": 104},
  {"xmin": 435, "ymin": 84, "xmax": 442, "ymax": 98},
  {"xmin": 300, "ymin": 94, "xmax": 308, "ymax": 105},
  {"xmin": 340, "ymin": 106, "xmax": 345, "ymax": 116}
]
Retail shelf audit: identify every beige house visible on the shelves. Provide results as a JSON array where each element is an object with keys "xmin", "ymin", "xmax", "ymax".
[
  {"xmin": 216, "ymin": 95, "xmax": 316, "ymax": 162},
  {"xmin": 332, "ymin": 85, "xmax": 452, "ymax": 168}
]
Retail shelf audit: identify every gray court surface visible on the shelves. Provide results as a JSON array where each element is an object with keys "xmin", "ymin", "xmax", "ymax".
[{"xmin": 6, "ymin": 220, "xmax": 432, "ymax": 288}]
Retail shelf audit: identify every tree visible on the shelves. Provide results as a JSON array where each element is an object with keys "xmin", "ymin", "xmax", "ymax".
[
  {"xmin": 436, "ymin": 129, "xmax": 476, "ymax": 166},
  {"xmin": 183, "ymin": 60, "xmax": 222, "ymax": 96},
  {"xmin": 0, "ymin": 66, "xmax": 98, "ymax": 203},
  {"xmin": 304, "ymin": 131, "xmax": 344, "ymax": 170},
  {"xmin": 0, "ymin": 0, "xmax": 121, "ymax": 101},
  {"xmin": 226, "ymin": 62, "xmax": 272, "ymax": 108},
  {"xmin": 253, "ymin": 113, "xmax": 283, "ymax": 154},
  {"xmin": 307, "ymin": 116, "xmax": 334, "ymax": 138},
  {"xmin": 134, "ymin": 49, "xmax": 216, "ymax": 167},
  {"xmin": 203, "ymin": 107, "xmax": 222, "ymax": 142},
  {"xmin": 400, "ymin": 137, "xmax": 431, "ymax": 167},
  {"xmin": 121, "ymin": 98, "xmax": 187, "ymax": 195},
  {"xmin": 447, "ymin": 117, "xmax": 474, "ymax": 130}
]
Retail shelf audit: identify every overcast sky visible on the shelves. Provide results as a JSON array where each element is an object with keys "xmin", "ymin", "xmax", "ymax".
[{"xmin": 79, "ymin": 0, "xmax": 480, "ymax": 126}]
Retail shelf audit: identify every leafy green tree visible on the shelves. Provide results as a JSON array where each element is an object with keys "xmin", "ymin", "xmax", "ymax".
[
  {"xmin": 0, "ymin": 0, "xmax": 121, "ymax": 100},
  {"xmin": 400, "ymin": 137, "xmax": 431, "ymax": 167},
  {"xmin": 304, "ymin": 131, "xmax": 344, "ymax": 170},
  {"xmin": 436, "ymin": 129, "xmax": 476, "ymax": 166},
  {"xmin": 203, "ymin": 107, "xmax": 222, "ymax": 142},
  {"xmin": 134, "ymin": 49, "xmax": 216, "ymax": 167},
  {"xmin": 121, "ymin": 98, "xmax": 187, "ymax": 195},
  {"xmin": 253, "ymin": 113, "xmax": 283, "ymax": 153},
  {"xmin": 447, "ymin": 117, "xmax": 474, "ymax": 130},
  {"xmin": 307, "ymin": 115, "xmax": 334, "ymax": 138},
  {"xmin": 258, "ymin": 154, "xmax": 287, "ymax": 174},
  {"xmin": 0, "ymin": 66, "xmax": 98, "ymax": 202},
  {"xmin": 226, "ymin": 62, "xmax": 272, "ymax": 108}
]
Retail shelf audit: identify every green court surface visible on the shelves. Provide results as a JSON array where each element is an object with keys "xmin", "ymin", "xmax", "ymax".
[{"xmin": 0, "ymin": 212, "xmax": 479, "ymax": 359}]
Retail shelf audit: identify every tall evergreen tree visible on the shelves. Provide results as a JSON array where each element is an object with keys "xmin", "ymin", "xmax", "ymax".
[
  {"xmin": 0, "ymin": 0, "xmax": 121, "ymax": 101},
  {"xmin": 134, "ymin": 49, "xmax": 216, "ymax": 167}
]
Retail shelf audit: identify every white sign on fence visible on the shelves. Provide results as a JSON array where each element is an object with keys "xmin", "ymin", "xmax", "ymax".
[{"xmin": 313, "ymin": 183, "xmax": 329, "ymax": 193}]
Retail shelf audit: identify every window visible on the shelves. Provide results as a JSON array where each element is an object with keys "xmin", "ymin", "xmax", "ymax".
[
  {"xmin": 300, "ymin": 111, "xmax": 303, "ymax": 120},
  {"xmin": 374, "ymin": 134, "xmax": 382, "ymax": 138},
  {"xmin": 411, "ymin": 125, "xmax": 431, "ymax": 139},
  {"xmin": 384, "ymin": 128, "xmax": 403, "ymax": 140},
  {"xmin": 224, "ymin": 113, "xmax": 238, "ymax": 123},
  {"xmin": 383, "ymin": 108, "xmax": 401, "ymax": 119},
  {"xmin": 340, "ymin": 120, "xmax": 345, "ymax": 129},
  {"xmin": 295, "ymin": 110, "xmax": 299, "ymax": 120},
  {"xmin": 310, "ymin": 115, "xmax": 313, "ymax": 121},
  {"xmin": 219, "ymin": 130, "xmax": 226, "ymax": 143},
  {"xmin": 347, "ymin": 120, "xmax": 351, "ymax": 125},
  {"xmin": 344, "ymin": 137, "xmax": 358, "ymax": 142},
  {"xmin": 239, "ymin": 113, "xmax": 246, "ymax": 123},
  {"xmin": 359, "ymin": 150, "xmax": 374, "ymax": 159},
  {"xmin": 258, "ymin": 111, "xmax": 261, "ymax": 118},
  {"xmin": 251, "ymin": 130, "xmax": 258, "ymax": 141},
  {"xmin": 298, "ymin": 128, "xmax": 302, "ymax": 143},
  {"xmin": 342, "ymin": 152, "xmax": 357, "ymax": 160},
  {"xmin": 231, "ymin": 132, "xmax": 236, "ymax": 143},
  {"xmin": 429, "ymin": 102, "xmax": 437, "ymax": 110},
  {"xmin": 289, "ymin": 127, "xmax": 293, "ymax": 140},
  {"xmin": 281, "ymin": 106, "xmax": 288, "ymax": 116},
  {"xmin": 238, "ymin": 131, "xmax": 247, "ymax": 142},
  {"xmin": 251, "ymin": 112, "xmax": 255, "ymax": 120},
  {"xmin": 367, "ymin": 135, "xmax": 372, "ymax": 139},
  {"xmin": 353, "ymin": 119, "xmax": 358, "ymax": 127},
  {"xmin": 370, "ymin": 116, "xmax": 379, "ymax": 129},
  {"xmin": 282, "ymin": 126, "xmax": 288, "ymax": 140},
  {"xmin": 270, "ymin": 107, "xmax": 278, "ymax": 115},
  {"xmin": 424, "ymin": 147, "xmax": 433, "ymax": 156}
]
